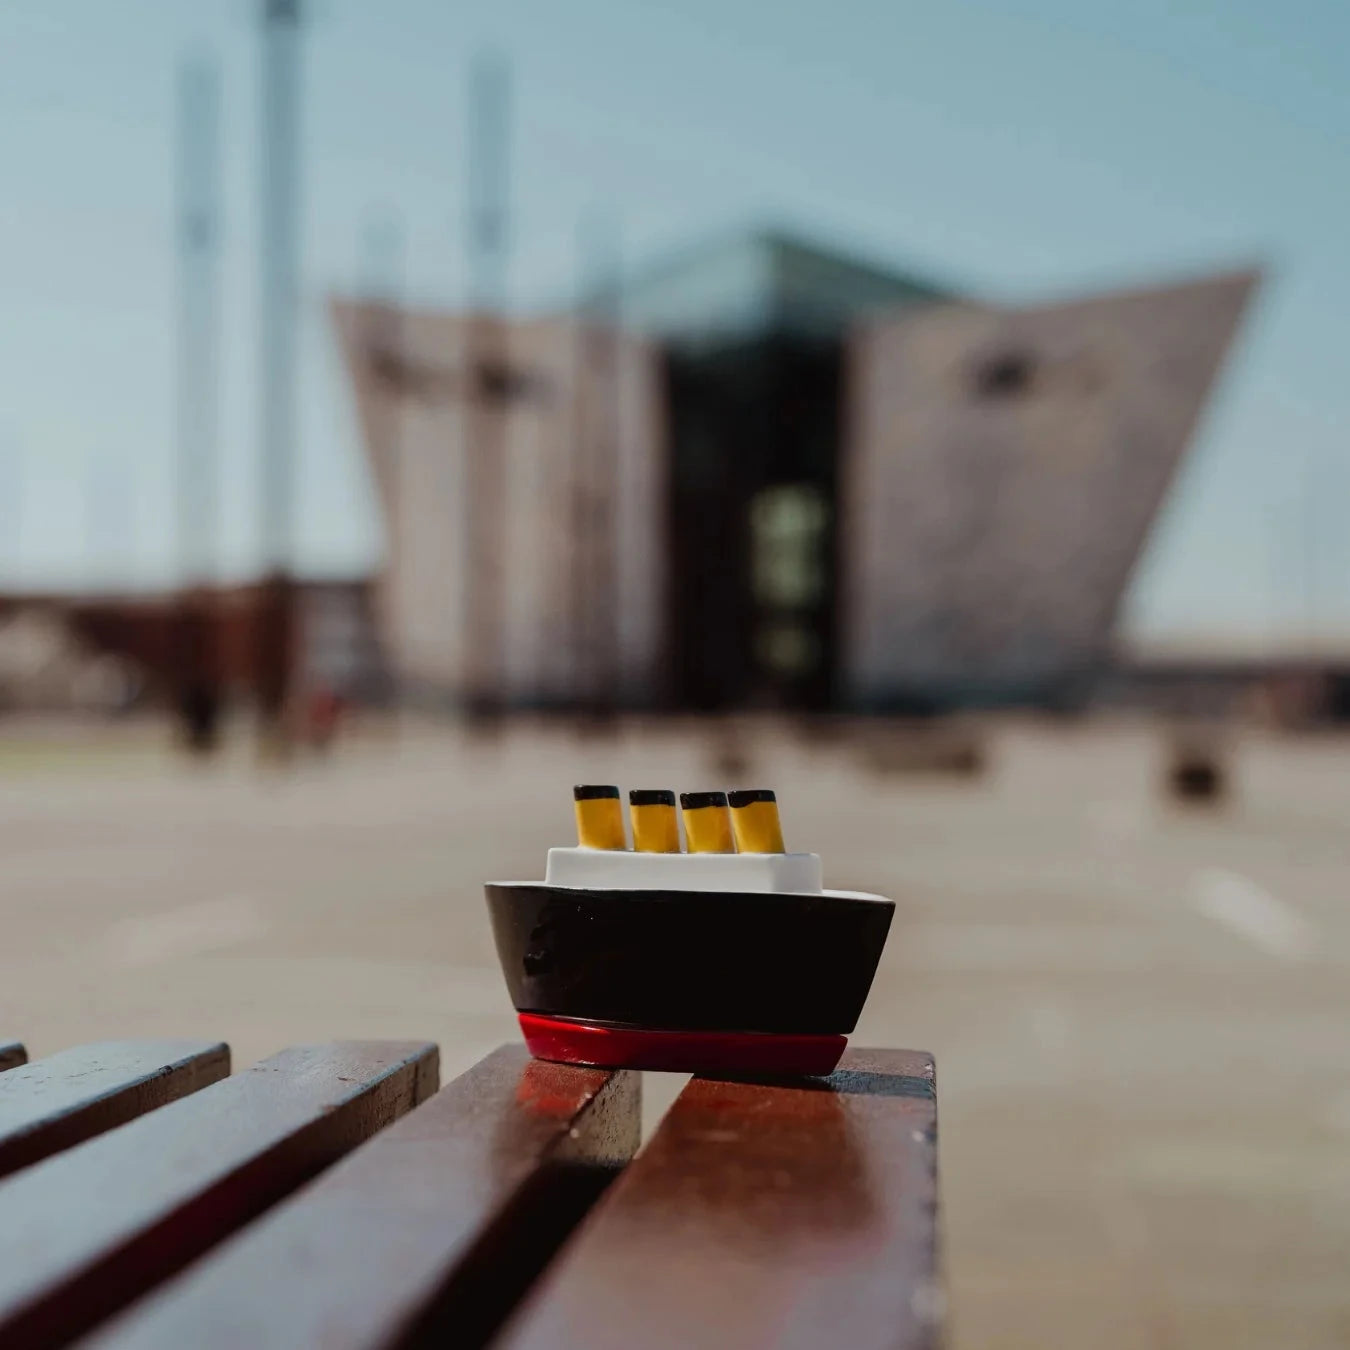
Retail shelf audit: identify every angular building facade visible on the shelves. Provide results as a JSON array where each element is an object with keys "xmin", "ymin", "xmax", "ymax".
[
  {"xmin": 333, "ymin": 230, "xmax": 1257, "ymax": 713},
  {"xmin": 844, "ymin": 269, "xmax": 1259, "ymax": 710},
  {"xmin": 331, "ymin": 304, "xmax": 666, "ymax": 709}
]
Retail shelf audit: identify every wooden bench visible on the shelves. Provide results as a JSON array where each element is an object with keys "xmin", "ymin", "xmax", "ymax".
[{"xmin": 0, "ymin": 1038, "xmax": 939, "ymax": 1349}]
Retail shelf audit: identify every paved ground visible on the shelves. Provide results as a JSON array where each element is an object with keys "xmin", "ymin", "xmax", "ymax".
[{"xmin": 1, "ymin": 714, "xmax": 1347, "ymax": 1348}]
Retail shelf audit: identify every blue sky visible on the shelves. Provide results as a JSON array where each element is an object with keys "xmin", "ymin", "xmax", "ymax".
[{"xmin": 0, "ymin": 0, "xmax": 1346, "ymax": 641}]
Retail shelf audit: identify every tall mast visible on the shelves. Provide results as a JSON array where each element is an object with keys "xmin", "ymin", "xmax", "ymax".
[
  {"xmin": 461, "ymin": 51, "xmax": 511, "ymax": 725},
  {"xmin": 175, "ymin": 53, "xmax": 222, "ymax": 590},
  {"xmin": 172, "ymin": 52, "xmax": 225, "ymax": 753},
  {"xmin": 256, "ymin": 0, "xmax": 304, "ymax": 752}
]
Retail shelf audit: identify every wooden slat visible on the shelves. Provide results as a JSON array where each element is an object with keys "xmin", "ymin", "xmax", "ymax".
[
  {"xmin": 0, "ymin": 1041, "xmax": 229, "ymax": 1180},
  {"xmin": 0, "ymin": 1042, "xmax": 26, "ymax": 1073},
  {"xmin": 0, "ymin": 1040, "xmax": 438, "ymax": 1350},
  {"xmin": 497, "ymin": 1047, "xmax": 942, "ymax": 1350},
  {"xmin": 84, "ymin": 1045, "xmax": 640, "ymax": 1350}
]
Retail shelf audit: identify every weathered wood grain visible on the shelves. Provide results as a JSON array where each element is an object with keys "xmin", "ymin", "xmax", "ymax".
[
  {"xmin": 84, "ymin": 1045, "xmax": 639, "ymax": 1350},
  {"xmin": 497, "ymin": 1047, "xmax": 942, "ymax": 1350},
  {"xmin": 0, "ymin": 1040, "xmax": 229, "ymax": 1179},
  {"xmin": 0, "ymin": 1040, "xmax": 437, "ymax": 1349}
]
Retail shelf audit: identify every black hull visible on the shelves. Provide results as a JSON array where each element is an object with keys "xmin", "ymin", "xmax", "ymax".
[{"xmin": 486, "ymin": 883, "xmax": 894, "ymax": 1037}]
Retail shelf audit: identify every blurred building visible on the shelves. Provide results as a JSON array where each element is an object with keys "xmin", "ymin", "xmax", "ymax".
[
  {"xmin": 0, "ymin": 580, "xmax": 383, "ymax": 715},
  {"xmin": 845, "ymin": 268, "xmax": 1258, "ymax": 710},
  {"xmin": 334, "ymin": 228, "xmax": 1258, "ymax": 714},
  {"xmin": 331, "ymin": 307, "xmax": 666, "ymax": 710},
  {"xmin": 0, "ymin": 606, "xmax": 142, "ymax": 713}
]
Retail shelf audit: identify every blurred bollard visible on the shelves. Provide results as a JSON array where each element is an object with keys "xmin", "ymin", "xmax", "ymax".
[
  {"xmin": 707, "ymin": 719, "xmax": 752, "ymax": 781},
  {"xmin": 171, "ymin": 590, "xmax": 222, "ymax": 756},
  {"xmin": 254, "ymin": 571, "xmax": 297, "ymax": 762},
  {"xmin": 304, "ymin": 684, "xmax": 344, "ymax": 753},
  {"xmin": 857, "ymin": 717, "xmax": 987, "ymax": 778},
  {"xmin": 1164, "ymin": 728, "xmax": 1229, "ymax": 804}
]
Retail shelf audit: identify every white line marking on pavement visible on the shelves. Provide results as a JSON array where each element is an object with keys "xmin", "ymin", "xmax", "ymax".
[{"xmin": 1190, "ymin": 867, "xmax": 1313, "ymax": 960}]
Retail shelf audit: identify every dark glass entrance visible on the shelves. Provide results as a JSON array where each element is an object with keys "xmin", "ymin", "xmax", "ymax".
[{"xmin": 665, "ymin": 336, "xmax": 841, "ymax": 712}]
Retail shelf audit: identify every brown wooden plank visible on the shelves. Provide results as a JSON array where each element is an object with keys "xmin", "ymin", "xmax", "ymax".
[
  {"xmin": 0, "ymin": 1040, "xmax": 438, "ymax": 1350},
  {"xmin": 0, "ymin": 1041, "xmax": 229, "ymax": 1180},
  {"xmin": 84, "ymin": 1045, "xmax": 640, "ymax": 1350},
  {"xmin": 497, "ymin": 1047, "xmax": 942, "ymax": 1350},
  {"xmin": 0, "ymin": 1042, "xmax": 26, "ymax": 1073}
]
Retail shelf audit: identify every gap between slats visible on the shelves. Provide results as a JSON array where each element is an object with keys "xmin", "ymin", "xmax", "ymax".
[{"xmin": 0, "ymin": 1040, "xmax": 437, "ymax": 1350}]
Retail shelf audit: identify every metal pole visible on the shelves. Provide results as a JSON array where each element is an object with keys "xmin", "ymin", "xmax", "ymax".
[
  {"xmin": 174, "ymin": 53, "xmax": 224, "ymax": 752},
  {"xmin": 462, "ymin": 51, "xmax": 510, "ymax": 726},
  {"xmin": 571, "ymin": 210, "xmax": 621, "ymax": 725},
  {"xmin": 359, "ymin": 208, "xmax": 406, "ymax": 708},
  {"xmin": 257, "ymin": 0, "xmax": 303, "ymax": 754}
]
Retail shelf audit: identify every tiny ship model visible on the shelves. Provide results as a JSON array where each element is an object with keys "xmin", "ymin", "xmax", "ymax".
[{"xmin": 486, "ymin": 786, "xmax": 894, "ymax": 1076}]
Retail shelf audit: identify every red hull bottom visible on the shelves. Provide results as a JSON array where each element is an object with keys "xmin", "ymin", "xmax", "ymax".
[{"xmin": 518, "ymin": 1013, "xmax": 846, "ymax": 1077}]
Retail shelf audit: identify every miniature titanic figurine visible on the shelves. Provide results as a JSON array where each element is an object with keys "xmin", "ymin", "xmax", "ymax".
[{"xmin": 485, "ymin": 786, "xmax": 894, "ymax": 1076}]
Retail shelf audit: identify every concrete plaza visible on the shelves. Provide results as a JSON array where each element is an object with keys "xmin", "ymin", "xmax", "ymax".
[{"xmin": 1, "ymin": 716, "xmax": 1345, "ymax": 1348}]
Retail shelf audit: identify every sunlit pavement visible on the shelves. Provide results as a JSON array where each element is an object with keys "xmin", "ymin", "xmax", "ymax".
[{"xmin": 1, "ymin": 715, "xmax": 1347, "ymax": 1349}]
